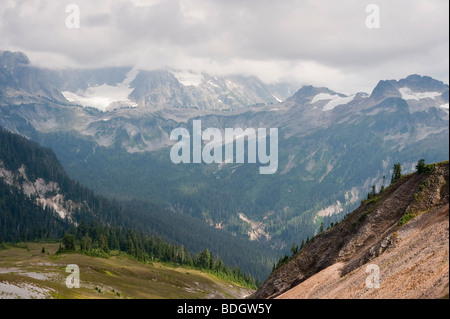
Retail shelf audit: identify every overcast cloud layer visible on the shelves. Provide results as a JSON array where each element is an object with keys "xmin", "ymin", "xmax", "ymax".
[{"xmin": 0, "ymin": 0, "xmax": 448, "ymax": 94}]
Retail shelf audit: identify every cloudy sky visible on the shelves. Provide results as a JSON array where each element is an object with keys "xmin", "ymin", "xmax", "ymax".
[{"xmin": 0, "ymin": 0, "xmax": 448, "ymax": 94}]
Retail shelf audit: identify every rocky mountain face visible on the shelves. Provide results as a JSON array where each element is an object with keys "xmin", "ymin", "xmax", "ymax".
[
  {"xmin": 127, "ymin": 70, "xmax": 296, "ymax": 111},
  {"xmin": 0, "ymin": 160, "xmax": 74, "ymax": 222},
  {"xmin": 0, "ymin": 126, "xmax": 97, "ymax": 235},
  {"xmin": 1, "ymin": 50, "xmax": 297, "ymax": 112},
  {"xmin": 0, "ymin": 51, "xmax": 67, "ymax": 105},
  {"xmin": 252, "ymin": 161, "xmax": 449, "ymax": 299}
]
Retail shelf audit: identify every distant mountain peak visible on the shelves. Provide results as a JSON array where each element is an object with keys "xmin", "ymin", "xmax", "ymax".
[
  {"xmin": 398, "ymin": 74, "xmax": 448, "ymax": 92},
  {"xmin": 0, "ymin": 51, "xmax": 31, "ymax": 71},
  {"xmin": 370, "ymin": 75, "xmax": 449, "ymax": 101},
  {"xmin": 287, "ymin": 85, "xmax": 342, "ymax": 105},
  {"xmin": 369, "ymin": 80, "xmax": 401, "ymax": 100}
]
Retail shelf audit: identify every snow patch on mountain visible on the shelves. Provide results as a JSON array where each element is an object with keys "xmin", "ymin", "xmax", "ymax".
[
  {"xmin": 399, "ymin": 87, "xmax": 441, "ymax": 101},
  {"xmin": 172, "ymin": 71, "xmax": 203, "ymax": 87},
  {"xmin": 310, "ymin": 93, "xmax": 355, "ymax": 111},
  {"xmin": 439, "ymin": 103, "xmax": 449, "ymax": 115},
  {"xmin": 272, "ymin": 95, "xmax": 283, "ymax": 103},
  {"xmin": 310, "ymin": 93, "xmax": 337, "ymax": 104},
  {"xmin": 62, "ymin": 68, "xmax": 139, "ymax": 111},
  {"xmin": 322, "ymin": 95, "xmax": 355, "ymax": 111}
]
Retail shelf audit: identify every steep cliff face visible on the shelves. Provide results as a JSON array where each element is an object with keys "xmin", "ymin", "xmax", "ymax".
[
  {"xmin": 253, "ymin": 162, "xmax": 449, "ymax": 299},
  {"xmin": 0, "ymin": 51, "xmax": 67, "ymax": 104}
]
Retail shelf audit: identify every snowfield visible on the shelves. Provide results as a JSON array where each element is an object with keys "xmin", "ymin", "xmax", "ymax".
[
  {"xmin": 310, "ymin": 93, "xmax": 356, "ymax": 111},
  {"xmin": 399, "ymin": 87, "xmax": 441, "ymax": 101},
  {"xmin": 172, "ymin": 70, "xmax": 203, "ymax": 87},
  {"xmin": 62, "ymin": 68, "xmax": 139, "ymax": 111}
]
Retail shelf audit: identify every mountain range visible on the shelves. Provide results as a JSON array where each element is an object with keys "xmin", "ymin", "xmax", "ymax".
[
  {"xmin": 0, "ymin": 51, "xmax": 297, "ymax": 111},
  {"xmin": 0, "ymin": 50, "xmax": 449, "ymax": 280}
]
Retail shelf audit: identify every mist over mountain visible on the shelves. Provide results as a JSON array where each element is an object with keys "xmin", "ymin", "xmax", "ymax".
[
  {"xmin": 0, "ymin": 51, "xmax": 67, "ymax": 104},
  {"xmin": 1, "ymin": 50, "xmax": 298, "ymax": 112}
]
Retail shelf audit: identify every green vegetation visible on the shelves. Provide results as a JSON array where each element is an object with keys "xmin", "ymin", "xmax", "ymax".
[
  {"xmin": 70, "ymin": 222, "xmax": 258, "ymax": 289},
  {"xmin": 271, "ymin": 173, "xmax": 399, "ymax": 275},
  {"xmin": 0, "ymin": 242, "xmax": 254, "ymax": 299},
  {"xmin": 60, "ymin": 233, "xmax": 76, "ymax": 251},
  {"xmin": 397, "ymin": 160, "xmax": 448, "ymax": 227},
  {"xmin": 358, "ymin": 211, "xmax": 369, "ymax": 223},
  {"xmin": 271, "ymin": 222, "xmax": 332, "ymax": 274},
  {"xmin": 0, "ymin": 178, "xmax": 69, "ymax": 242},
  {"xmin": 2, "ymin": 96, "xmax": 449, "ymax": 281},
  {"xmin": 391, "ymin": 163, "xmax": 402, "ymax": 185},
  {"xmin": 0, "ymin": 127, "xmax": 269, "ymax": 282},
  {"xmin": 415, "ymin": 159, "xmax": 436, "ymax": 175},
  {"xmin": 11, "ymin": 101, "xmax": 444, "ymax": 267},
  {"xmin": 398, "ymin": 212, "xmax": 415, "ymax": 227}
]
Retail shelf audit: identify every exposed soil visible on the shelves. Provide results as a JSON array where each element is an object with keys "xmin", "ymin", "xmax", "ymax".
[{"xmin": 253, "ymin": 162, "xmax": 449, "ymax": 299}]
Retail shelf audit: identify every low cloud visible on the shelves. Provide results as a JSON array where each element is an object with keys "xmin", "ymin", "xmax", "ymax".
[{"xmin": 0, "ymin": 0, "xmax": 448, "ymax": 94}]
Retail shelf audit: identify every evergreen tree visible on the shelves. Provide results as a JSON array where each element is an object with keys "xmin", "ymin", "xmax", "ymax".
[
  {"xmin": 100, "ymin": 234, "xmax": 109, "ymax": 253},
  {"xmin": 391, "ymin": 163, "xmax": 402, "ymax": 184},
  {"xmin": 80, "ymin": 235, "xmax": 92, "ymax": 252},
  {"xmin": 215, "ymin": 256, "xmax": 225, "ymax": 273},
  {"xmin": 61, "ymin": 233, "xmax": 75, "ymax": 251},
  {"xmin": 290, "ymin": 242, "xmax": 299, "ymax": 255},
  {"xmin": 126, "ymin": 237, "xmax": 135, "ymax": 255},
  {"xmin": 416, "ymin": 159, "xmax": 426, "ymax": 173},
  {"xmin": 196, "ymin": 249, "xmax": 211, "ymax": 269}
]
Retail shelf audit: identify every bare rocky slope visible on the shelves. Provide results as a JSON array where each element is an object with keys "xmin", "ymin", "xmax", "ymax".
[{"xmin": 252, "ymin": 161, "xmax": 449, "ymax": 299}]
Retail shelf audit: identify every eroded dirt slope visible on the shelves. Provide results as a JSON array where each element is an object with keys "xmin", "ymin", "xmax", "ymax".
[{"xmin": 253, "ymin": 162, "xmax": 449, "ymax": 299}]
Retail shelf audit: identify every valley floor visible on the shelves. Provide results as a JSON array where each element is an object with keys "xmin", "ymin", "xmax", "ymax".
[{"xmin": 0, "ymin": 242, "xmax": 253, "ymax": 299}]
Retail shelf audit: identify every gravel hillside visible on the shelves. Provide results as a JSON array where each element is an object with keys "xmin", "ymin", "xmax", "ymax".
[{"xmin": 253, "ymin": 162, "xmax": 449, "ymax": 299}]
